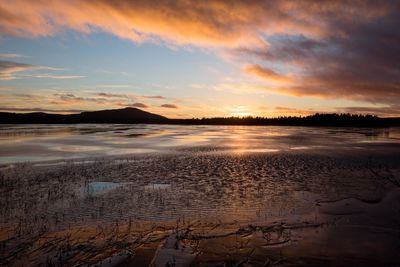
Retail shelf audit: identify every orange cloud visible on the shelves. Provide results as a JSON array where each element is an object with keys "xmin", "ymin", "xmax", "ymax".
[
  {"xmin": 244, "ymin": 64, "xmax": 293, "ymax": 84},
  {"xmin": 0, "ymin": 1, "xmax": 390, "ymax": 47},
  {"xmin": 274, "ymin": 106, "xmax": 316, "ymax": 116}
]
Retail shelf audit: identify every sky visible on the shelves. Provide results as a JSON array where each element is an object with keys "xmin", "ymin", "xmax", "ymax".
[{"xmin": 0, "ymin": 0, "xmax": 399, "ymax": 118}]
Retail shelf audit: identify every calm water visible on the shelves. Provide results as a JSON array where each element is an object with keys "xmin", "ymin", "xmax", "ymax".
[{"xmin": 1, "ymin": 124, "xmax": 400, "ymax": 164}]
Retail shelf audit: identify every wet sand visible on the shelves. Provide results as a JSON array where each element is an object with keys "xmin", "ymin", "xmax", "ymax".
[{"xmin": 1, "ymin": 125, "xmax": 400, "ymax": 266}]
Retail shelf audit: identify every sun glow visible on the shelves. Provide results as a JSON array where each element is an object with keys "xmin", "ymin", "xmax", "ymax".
[
  {"xmin": 229, "ymin": 112, "xmax": 254, "ymax": 117},
  {"xmin": 227, "ymin": 106, "xmax": 254, "ymax": 117}
]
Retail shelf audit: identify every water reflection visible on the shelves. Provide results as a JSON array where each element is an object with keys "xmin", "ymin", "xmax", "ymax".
[{"xmin": 1, "ymin": 124, "xmax": 400, "ymax": 164}]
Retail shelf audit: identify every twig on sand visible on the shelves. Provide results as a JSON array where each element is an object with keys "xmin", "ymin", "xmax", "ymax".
[{"xmin": 368, "ymin": 162, "xmax": 400, "ymax": 187}]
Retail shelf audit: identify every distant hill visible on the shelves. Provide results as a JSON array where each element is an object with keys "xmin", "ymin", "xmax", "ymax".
[
  {"xmin": 0, "ymin": 108, "xmax": 399, "ymax": 127},
  {"xmin": 0, "ymin": 107, "xmax": 168, "ymax": 124}
]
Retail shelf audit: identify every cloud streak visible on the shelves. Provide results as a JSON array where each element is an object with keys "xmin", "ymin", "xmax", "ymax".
[
  {"xmin": 0, "ymin": 60, "xmax": 83, "ymax": 80},
  {"xmin": 0, "ymin": 53, "xmax": 24, "ymax": 58},
  {"xmin": 161, "ymin": 104, "xmax": 179, "ymax": 109},
  {"xmin": 0, "ymin": 107, "xmax": 85, "ymax": 113},
  {"xmin": 0, "ymin": 60, "xmax": 36, "ymax": 80}
]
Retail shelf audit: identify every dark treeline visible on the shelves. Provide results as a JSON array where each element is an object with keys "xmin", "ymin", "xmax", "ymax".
[
  {"xmin": 0, "ymin": 108, "xmax": 399, "ymax": 127},
  {"xmin": 170, "ymin": 113, "xmax": 400, "ymax": 127}
]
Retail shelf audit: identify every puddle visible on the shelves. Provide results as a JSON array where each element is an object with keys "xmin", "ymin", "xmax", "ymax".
[
  {"xmin": 143, "ymin": 183, "xmax": 171, "ymax": 190},
  {"xmin": 290, "ymin": 146, "xmax": 310, "ymax": 150},
  {"xmin": 232, "ymin": 148, "xmax": 280, "ymax": 153},
  {"xmin": 318, "ymin": 188, "xmax": 400, "ymax": 217},
  {"xmin": 51, "ymin": 145, "xmax": 103, "ymax": 152},
  {"xmin": 80, "ymin": 181, "xmax": 120, "ymax": 195},
  {"xmin": 0, "ymin": 164, "xmax": 15, "ymax": 170}
]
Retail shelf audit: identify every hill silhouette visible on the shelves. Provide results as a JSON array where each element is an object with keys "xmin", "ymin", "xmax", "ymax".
[
  {"xmin": 0, "ymin": 107, "xmax": 399, "ymax": 127},
  {"xmin": 0, "ymin": 107, "xmax": 167, "ymax": 124}
]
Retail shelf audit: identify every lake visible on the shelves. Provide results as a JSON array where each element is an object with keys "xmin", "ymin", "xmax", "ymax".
[{"xmin": 1, "ymin": 124, "xmax": 400, "ymax": 266}]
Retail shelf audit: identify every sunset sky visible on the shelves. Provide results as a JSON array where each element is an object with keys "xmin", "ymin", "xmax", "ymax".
[{"xmin": 0, "ymin": 1, "xmax": 399, "ymax": 118}]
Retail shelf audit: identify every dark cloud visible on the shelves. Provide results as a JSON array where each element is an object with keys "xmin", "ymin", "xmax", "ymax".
[
  {"xmin": 96, "ymin": 92, "xmax": 129, "ymax": 98},
  {"xmin": 160, "ymin": 104, "xmax": 179, "ymax": 109},
  {"xmin": 236, "ymin": 37, "xmax": 324, "ymax": 63},
  {"xmin": 142, "ymin": 95, "xmax": 166, "ymax": 99},
  {"xmin": 240, "ymin": 5, "xmax": 400, "ymax": 104},
  {"xmin": 126, "ymin": 102, "xmax": 148, "ymax": 108},
  {"xmin": 338, "ymin": 105, "xmax": 400, "ymax": 117},
  {"xmin": 13, "ymin": 93, "xmax": 36, "ymax": 98},
  {"xmin": 54, "ymin": 93, "xmax": 107, "ymax": 104}
]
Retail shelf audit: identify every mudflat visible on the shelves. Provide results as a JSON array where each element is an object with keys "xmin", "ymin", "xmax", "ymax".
[{"xmin": 1, "ymin": 125, "xmax": 399, "ymax": 266}]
